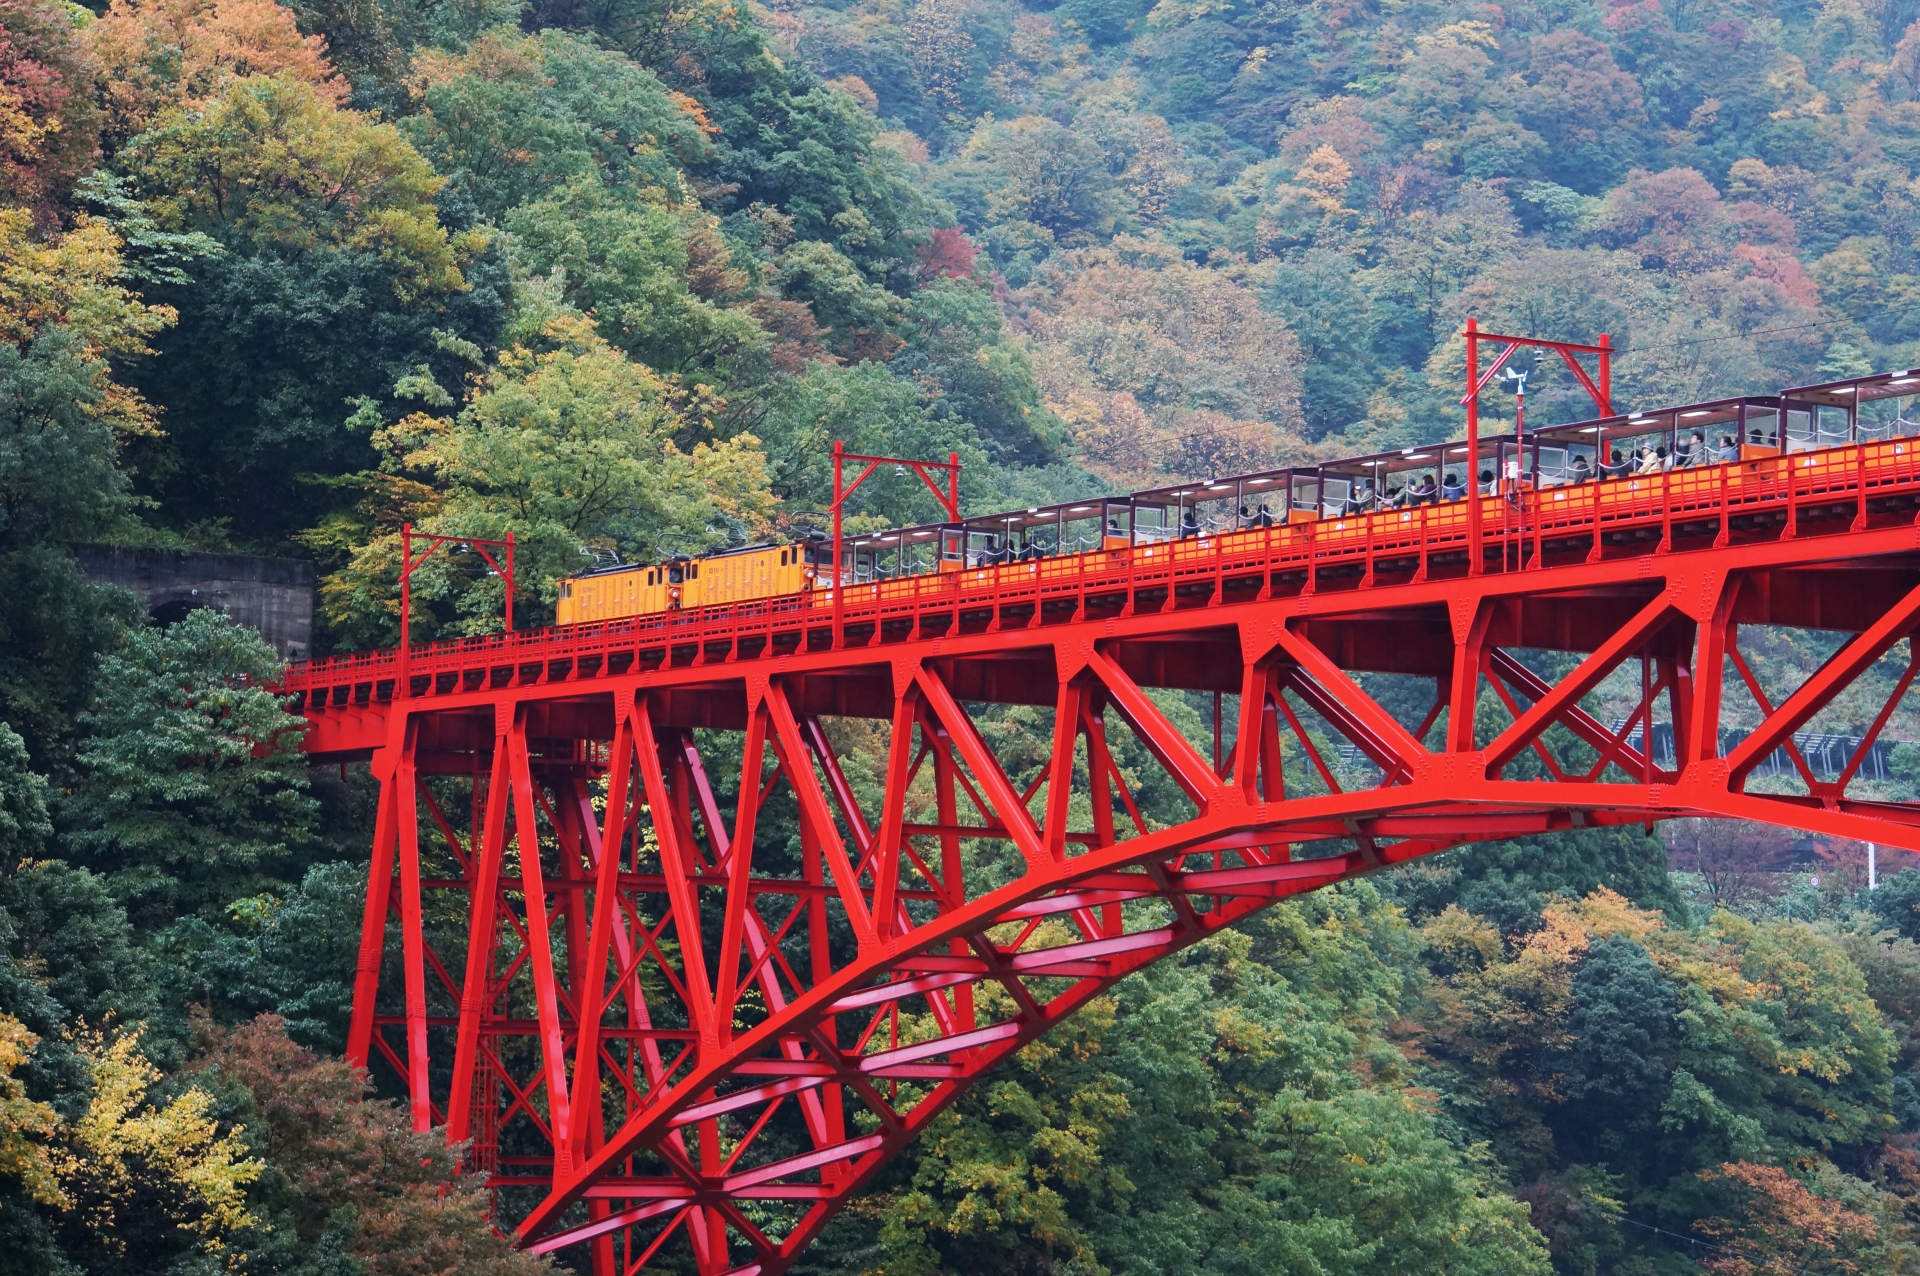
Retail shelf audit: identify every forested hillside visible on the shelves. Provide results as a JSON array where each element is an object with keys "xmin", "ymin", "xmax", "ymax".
[{"xmin": 5, "ymin": 0, "xmax": 1920, "ymax": 1267}]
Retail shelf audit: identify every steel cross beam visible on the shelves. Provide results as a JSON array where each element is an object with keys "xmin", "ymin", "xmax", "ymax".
[{"xmin": 306, "ymin": 449, "xmax": 1920, "ymax": 1276}]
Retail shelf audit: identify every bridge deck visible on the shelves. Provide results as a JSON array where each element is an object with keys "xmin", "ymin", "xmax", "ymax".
[{"xmin": 289, "ymin": 440, "xmax": 1920, "ymax": 747}]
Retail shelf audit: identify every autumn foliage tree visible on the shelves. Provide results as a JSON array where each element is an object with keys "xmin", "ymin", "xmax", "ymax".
[
  {"xmin": 190, "ymin": 1015, "xmax": 546, "ymax": 1276},
  {"xmin": 1694, "ymin": 1162, "xmax": 1883, "ymax": 1275},
  {"xmin": 0, "ymin": 0, "xmax": 99, "ymax": 219},
  {"xmin": 83, "ymin": 0, "xmax": 345, "ymax": 144}
]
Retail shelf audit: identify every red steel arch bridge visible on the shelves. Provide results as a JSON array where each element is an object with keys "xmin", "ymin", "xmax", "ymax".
[{"xmin": 284, "ymin": 336, "xmax": 1920, "ymax": 1274}]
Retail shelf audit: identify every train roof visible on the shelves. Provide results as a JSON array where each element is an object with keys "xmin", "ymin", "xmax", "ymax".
[
  {"xmin": 1781, "ymin": 367, "xmax": 1920, "ymax": 407},
  {"xmin": 1531, "ymin": 395, "xmax": 1781, "ymax": 444},
  {"xmin": 573, "ymin": 541, "xmax": 793, "ymax": 576}
]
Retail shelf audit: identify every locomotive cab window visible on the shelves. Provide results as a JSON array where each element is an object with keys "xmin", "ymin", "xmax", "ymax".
[{"xmin": 668, "ymin": 565, "xmax": 684, "ymax": 584}]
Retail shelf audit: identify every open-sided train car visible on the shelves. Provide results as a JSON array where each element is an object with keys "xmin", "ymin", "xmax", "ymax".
[{"xmin": 552, "ymin": 364, "xmax": 1920, "ymax": 625}]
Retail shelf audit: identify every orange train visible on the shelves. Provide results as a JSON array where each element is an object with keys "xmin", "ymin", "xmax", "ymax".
[{"xmin": 555, "ymin": 542, "xmax": 825, "ymax": 625}]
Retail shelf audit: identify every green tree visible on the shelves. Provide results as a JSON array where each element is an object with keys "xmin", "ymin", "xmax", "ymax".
[
  {"xmin": 119, "ymin": 73, "xmax": 508, "ymax": 543},
  {"xmin": 0, "ymin": 860, "xmax": 149, "ymax": 1029},
  {"xmin": 1389, "ymin": 825, "xmax": 1692, "ymax": 934},
  {"xmin": 937, "ymin": 115, "xmax": 1122, "ymax": 279},
  {"xmin": 1869, "ymin": 868, "xmax": 1920, "ymax": 940},
  {"xmin": 401, "ymin": 27, "xmax": 714, "ymax": 222},
  {"xmin": 755, "ymin": 359, "xmax": 991, "ymax": 527},
  {"xmin": 0, "ymin": 211, "xmax": 162, "ymax": 758},
  {"xmin": 0, "ymin": 724, "xmax": 50, "ymax": 865},
  {"xmin": 772, "ymin": 238, "xmax": 902, "ymax": 359},
  {"xmin": 61, "ymin": 610, "xmax": 317, "ymax": 930},
  {"xmin": 319, "ymin": 311, "xmax": 776, "ymax": 645},
  {"xmin": 505, "ymin": 181, "xmax": 766, "ymax": 379},
  {"xmin": 172, "ymin": 860, "xmax": 363, "ymax": 1051},
  {"xmin": 893, "ymin": 276, "xmax": 1060, "ymax": 465},
  {"xmin": 1265, "ymin": 250, "xmax": 1378, "ymax": 437}
]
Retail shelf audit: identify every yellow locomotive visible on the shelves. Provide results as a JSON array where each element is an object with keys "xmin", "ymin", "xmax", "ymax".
[{"xmin": 555, "ymin": 540, "xmax": 824, "ymax": 624}]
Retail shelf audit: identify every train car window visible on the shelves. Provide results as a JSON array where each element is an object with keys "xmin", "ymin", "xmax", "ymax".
[
  {"xmin": 1322, "ymin": 477, "xmax": 1351, "ymax": 518},
  {"xmin": 668, "ymin": 565, "xmax": 684, "ymax": 584}
]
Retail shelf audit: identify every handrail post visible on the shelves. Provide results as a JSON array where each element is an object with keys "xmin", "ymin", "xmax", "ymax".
[
  {"xmin": 1658, "ymin": 467, "xmax": 1672, "ymax": 553},
  {"xmin": 1363, "ymin": 506, "xmax": 1376, "ymax": 588},
  {"xmin": 1413, "ymin": 504, "xmax": 1427, "ymax": 583},
  {"xmin": 832, "ymin": 440, "xmax": 844, "ymax": 648},
  {"xmin": 399, "ymin": 522, "xmax": 411, "ymax": 700},
  {"xmin": 1258, "ymin": 520, "xmax": 1274, "ymax": 601},
  {"xmin": 1532, "ymin": 483, "xmax": 1544, "ymax": 570},
  {"xmin": 1855, "ymin": 441, "xmax": 1869, "ymax": 531},
  {"xmin": 1586, "ymin": 478, "xmax": 1601, "ymax": 563},
  {"xmin": 1302, "ymin": 519, "xmax": 1317, "ymax": 595},
  {"xmin": 1212, "ymin": 526, "xmax": 1224, "ymax": 605},
  {"xmin": 1465, "ymin": 318, "xmax": 1483, "ymax": 576},
  {"xmin": 1784, "ymin": 452, "xmax": 1799, "ymax": 540}
]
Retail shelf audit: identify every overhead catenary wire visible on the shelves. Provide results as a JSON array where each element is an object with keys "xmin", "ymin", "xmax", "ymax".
[
  {"xmin": 1614, "ymin": 1212, "xmax": 1844, "ymax": 1274},
  {"xmin": 1596, "ymin": 295, "xmax": 1920, "ymax": 360}
]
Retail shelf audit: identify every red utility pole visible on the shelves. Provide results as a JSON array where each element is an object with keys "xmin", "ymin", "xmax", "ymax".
[
  {"xmin": 828, "ymin": 442, "xmax": 962, "ymax": 641},
  {"xmin": 397, "ymin": 524, "xmax": 514, "ymax": 698},
  {"xmin": 1461, "ymin": 322, "xmax": 1613, "ymax": 575}
]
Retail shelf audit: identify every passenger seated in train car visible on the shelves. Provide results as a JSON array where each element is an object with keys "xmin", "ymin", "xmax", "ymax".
[
  {"xmin": 1256, "ymin": 503, "xmax": 1275, "ymax": 526},
  {"xmin": 1237, "ymin": 504, "xmax": 1254, "ymax": 528},
  {"xmin": 1441, "ymin": 471, "xmax": 1465, "ymax": 501},
  {"xmin": 1352, "ymin": 483, "xmax": 1375, "ymax": 513},
  {"xmin": 1480, "ymin": 468, "xmax": 1496, "ymax": 495},
  {"xmin": 1602, "ymin": 449, "xmax": 1630, "ymax": 480},
  {"xmin": 1569, "ymin": 454, "xmax": 1593, "ymax": 483},
  {"xmin": 1405, "ymin": 474, "xmax": 1436, "ymax": 504},
  {"xmin": 1683, "ymin": 432, "xmax": 1709, "ymax": 466},
  {"xmin": 1634, "ymin": 446, "xmax": 1661, "ymax": 475},
  {"xmin": 1019, "ymin": 533, "xmax": 1043, "ymax": 561},
  {"xmin": 1180, "ymin": 509, "xmax": 1201, "ymax": 538},
  {"xmin": 1718, "ymin": 435, "xmax": 1739, "ymax": 461}
]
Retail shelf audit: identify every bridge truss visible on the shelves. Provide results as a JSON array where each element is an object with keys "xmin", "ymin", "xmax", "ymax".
[{"xmin": 289, "ymin": 441, "xmax": 1920, "ymax": 1274}]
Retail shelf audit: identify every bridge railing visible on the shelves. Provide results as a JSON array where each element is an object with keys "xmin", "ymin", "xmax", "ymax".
[{"xmin": 284, "ymin": 438, "xmax": 1920, "ymax": 700}]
